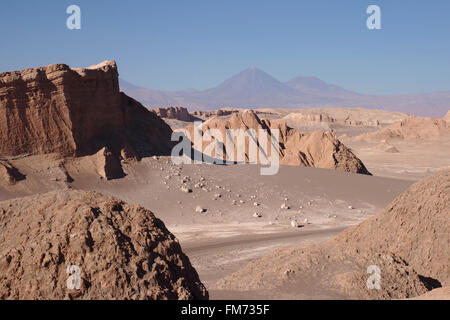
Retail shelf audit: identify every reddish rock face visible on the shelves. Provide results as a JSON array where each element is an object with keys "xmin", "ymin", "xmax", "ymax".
[{"xmin": 0, "ymin": 61, "xmax": 174, "ymax": 158}]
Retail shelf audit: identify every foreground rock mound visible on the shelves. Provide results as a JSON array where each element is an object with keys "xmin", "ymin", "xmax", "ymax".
[
  {"xmin": 0, "ymin": 190, "xmax": 208, "ymax": 300},
  {"xmin": 0, "ymin": 61, "xmax": 174, "ymax": 159},
  {"xmin": 217, "ymin": 169, "xmax": 449, "ymax": 299},
  {"xmin": 186, "ymin": 110, "xmax": 371, "ymax": 175}
]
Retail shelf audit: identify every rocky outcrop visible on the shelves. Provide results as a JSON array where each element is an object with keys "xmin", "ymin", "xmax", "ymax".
[
  {"xmin": 355, "ymin": 116, "xmax": 450, "ymax": 142},
  {"xmin": 186, "ymin": 110, "xmax": 371, "ymax": 175},
  {"xmin": 217, "ymin": 169, "xmax": 450, "ymax": 299},
  {"xmin": 0, "ymin": 190, "xmax": 208, "ymax": 300},
  {"xmin": 152, "ymin": 106, "xmax": 194, "ymax": 122},
  {"xmin": 93, "ymin": 147, "xmax": 125, "ymax": 180},
  {"xmin": 190, "ymin": 109, "xmax": 237, "ymax": 120},
  {"xmin": 0, "ymin": 160, "xmax": 25, "ymax": 185},
  {"xmin": 0, "ymin": 61, "xmax": 174, "ymax": 159}
]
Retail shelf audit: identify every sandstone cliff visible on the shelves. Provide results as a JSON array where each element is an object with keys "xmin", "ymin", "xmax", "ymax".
[{"xmin": 0, "ymin": 61, "xmax": 174, "ymax": 159}]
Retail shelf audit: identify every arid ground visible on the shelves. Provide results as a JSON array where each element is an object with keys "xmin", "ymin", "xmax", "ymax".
[{"xmin": 0, "ymin": 62, "xmax": 448, "ymax": 300}]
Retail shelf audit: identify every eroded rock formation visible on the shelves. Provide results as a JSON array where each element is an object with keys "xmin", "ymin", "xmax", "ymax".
[
  {"xmin": 0, "ymin": 61, "xmax": 174, "ymax": 160},
  {"xmin": 0, "ymin": 190, "xmax": 209, "ymax": 300},
  {"xmin": 152, "ymin": 106, "xmax": 194, "ymax": 122},
  {"xmin": 355, "ymin": 116, "xmax": 450, "ymax": 142},
  {"xmin": 185, "ymin": 110, "xmax": 371, "ymax": 175}
]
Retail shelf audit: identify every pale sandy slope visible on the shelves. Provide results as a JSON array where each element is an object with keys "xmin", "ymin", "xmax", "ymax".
[{"xmin": 215, "ymin": 169, "xmax": 449, "ymax": 299}]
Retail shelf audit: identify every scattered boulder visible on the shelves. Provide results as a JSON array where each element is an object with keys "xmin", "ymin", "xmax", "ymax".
[
  {"xmin": 195, "ymin": 206, "xmax": 206, "ymax": 213},
  {"xmin": 384, "ymin": 146, "xmax": 400, "ymax": 153},
  {"xmin": 180, "ymin": 186, "xmax": 192, "ymax": 194},
  {"xmin": 375, "ymin": 141, "xmax": 400, "ymax": 153},
  {"xmin": 93, "ymin": 147, "xmax": 124, "ymax": 180}
]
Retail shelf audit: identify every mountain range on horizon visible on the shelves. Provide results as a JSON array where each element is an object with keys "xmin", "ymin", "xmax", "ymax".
[{"xmin": 120, "ymin": 67, "xmax": 450, "ymax": 118}]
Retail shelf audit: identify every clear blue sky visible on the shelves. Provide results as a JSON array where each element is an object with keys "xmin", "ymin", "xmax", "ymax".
[{"xmin": 1, "ymin": 0, "xmax": 449, "ymax": 94}]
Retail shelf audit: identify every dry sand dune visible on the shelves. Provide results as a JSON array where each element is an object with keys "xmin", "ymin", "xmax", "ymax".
[{"xmin": 215, "ymin": 169, "xmax": 449, "ymax": 299}]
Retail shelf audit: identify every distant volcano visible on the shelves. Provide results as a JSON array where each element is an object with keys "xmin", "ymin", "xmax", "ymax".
[{"xmin": 120, "ymin": 68, "xmax": 450, "ymax": 117}]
